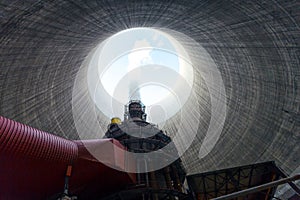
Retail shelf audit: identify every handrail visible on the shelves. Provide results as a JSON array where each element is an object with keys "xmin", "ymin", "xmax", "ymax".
[{"xmin": 211, "ymin": 174, "xmax": 300, "ymax": 200}]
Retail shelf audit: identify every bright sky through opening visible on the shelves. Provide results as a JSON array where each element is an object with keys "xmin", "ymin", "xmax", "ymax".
[{"xmin": 100, "ymin": 28, "xmax": 180, "ymax": 106}]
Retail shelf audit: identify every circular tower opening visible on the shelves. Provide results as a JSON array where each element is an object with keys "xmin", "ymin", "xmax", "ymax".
[{"xmin": 87, "ymin": 28, "xmax": 194, "ymax": 125}]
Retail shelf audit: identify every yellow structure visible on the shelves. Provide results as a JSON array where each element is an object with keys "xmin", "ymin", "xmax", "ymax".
[{"xmin": 111, "ymin": 117, "xmax": 121, "ymax": 124}]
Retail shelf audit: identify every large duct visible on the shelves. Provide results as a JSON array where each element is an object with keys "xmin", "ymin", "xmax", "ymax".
[{"xmin": 0, "ymin": 115, "xmax": 135, "ymax": 199}]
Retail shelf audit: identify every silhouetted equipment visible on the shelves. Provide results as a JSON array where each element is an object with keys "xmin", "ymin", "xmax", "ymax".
[
  {"xmin": 105, "ymin": 100, "xmax": 188, "ymax": 199},
  {"xmin": 1, "ymin": 101, "xmax": 299, "ymax": 199}
]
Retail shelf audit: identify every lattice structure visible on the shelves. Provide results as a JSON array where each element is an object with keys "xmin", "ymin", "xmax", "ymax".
[{"xmin": 186, "ymin": 161, "xmax": 298, "ymax": 200}]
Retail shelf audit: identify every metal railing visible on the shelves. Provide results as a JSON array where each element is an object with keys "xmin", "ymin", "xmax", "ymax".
[{"xmin": 211, "ymin": 174, "xmax": 300, "ymax": 200}]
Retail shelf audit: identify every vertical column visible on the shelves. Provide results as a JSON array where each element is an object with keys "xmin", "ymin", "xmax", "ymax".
[
  {"xmin": 164, "ymin": 166, "xmax": 174, "ymax": 189},
  {"xmin": 171, "ymin": 164, "xmax": 183, "ymax": 192},
  {"xmin": 149, "ymin": 171, "xmax": 159, "ymax": 200},
  {"xmin": 164, "ymin": 166, "xmax": 175, "ymax": 200}
]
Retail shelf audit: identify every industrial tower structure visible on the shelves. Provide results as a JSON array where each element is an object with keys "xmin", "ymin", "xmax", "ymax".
[{"xmin": 104, "ymin": 100, "xmax": 189, "ymax": 200}]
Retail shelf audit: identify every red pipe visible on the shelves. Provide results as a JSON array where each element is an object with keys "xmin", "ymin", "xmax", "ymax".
[
  {"xmin": 0, "ymin": 116, "xmax": 135, "ymax": 199},
  {"xmin": 0, "ymin": 116, "xmax": 78, "ymax": 162}
]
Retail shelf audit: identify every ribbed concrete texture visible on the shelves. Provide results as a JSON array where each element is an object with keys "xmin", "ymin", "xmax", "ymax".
[{"xmin": 0, "ymin": 0, "xmax": 299, "ymax": 182}]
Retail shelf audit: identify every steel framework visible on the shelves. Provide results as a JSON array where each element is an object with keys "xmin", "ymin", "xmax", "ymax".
[{"xmin": 186, "ymin": 161, "xmax": 299, "ymax": 200}]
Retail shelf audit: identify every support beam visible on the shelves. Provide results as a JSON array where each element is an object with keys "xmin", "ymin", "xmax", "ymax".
[{"xmin": 272, "ymin": 165, "xmax": 300, "ymax": 195}]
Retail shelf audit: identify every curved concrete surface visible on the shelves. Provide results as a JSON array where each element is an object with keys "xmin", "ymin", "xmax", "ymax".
[{"xmin": 0, "ymin": 1, "xmax": 299, "ymax": 185}]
